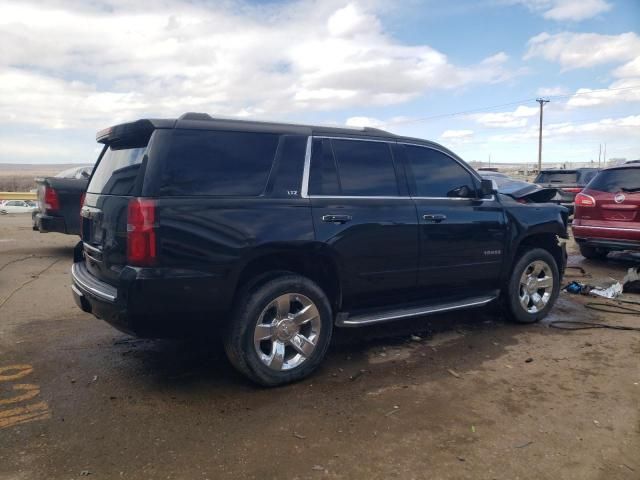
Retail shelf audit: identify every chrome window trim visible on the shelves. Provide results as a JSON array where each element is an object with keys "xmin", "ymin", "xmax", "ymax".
[
  {"xmin": 313, "ymin": 135, "xmax": 391, "ymax": 143},
  {"xmin": 301, "ymin": 135, "xmax": 494, "ymax": 201},
  {"xmin": 301, "ymin": 136, "xmax": 312, "ymax": 198},
  {"xmin": 308, "ymin": 195, "xmax": 411, "ymax": 200}
]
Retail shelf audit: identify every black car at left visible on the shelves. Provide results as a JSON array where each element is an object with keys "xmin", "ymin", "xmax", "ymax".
[{"xmin": 33, "ymin": 165, "xmax": 93, "ymax": 235}]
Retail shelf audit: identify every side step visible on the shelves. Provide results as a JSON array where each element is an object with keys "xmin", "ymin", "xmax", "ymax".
[{"xmin": 336, "ymin": 293, "xmax": 498, "ymax": 327}]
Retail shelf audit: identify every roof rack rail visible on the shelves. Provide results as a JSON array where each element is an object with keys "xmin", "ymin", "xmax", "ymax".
[{"xmin": 175, "ymin": 112, "xmax": 393, "ymax": 136}]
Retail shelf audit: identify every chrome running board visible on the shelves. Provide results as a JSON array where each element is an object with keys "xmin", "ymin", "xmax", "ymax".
[{"xmin": 336, "ymin": 294, "xmax": 498, "ymax": 327}]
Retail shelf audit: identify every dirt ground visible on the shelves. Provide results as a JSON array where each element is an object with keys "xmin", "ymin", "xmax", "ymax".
[{"xmin": 0, "ymin": 214, "xmax": 638, "ymax": 480}]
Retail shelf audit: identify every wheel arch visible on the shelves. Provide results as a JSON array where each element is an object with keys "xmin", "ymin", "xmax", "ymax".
[
  {"xmin": 513, "ymin": 232, "xmax": 565, "ymax": 276},
  {"xmin": 229, "ymin": 244, "xmax": 343, "ymax": 314}
]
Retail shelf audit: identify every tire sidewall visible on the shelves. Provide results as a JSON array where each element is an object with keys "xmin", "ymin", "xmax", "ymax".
[
  {"xmin": 229, "ymin": 275, "xmax": 333, "ymax": 386},
  {"xmin": 507, "ymin": 248, "xmax": 560, "ymax": 323}
]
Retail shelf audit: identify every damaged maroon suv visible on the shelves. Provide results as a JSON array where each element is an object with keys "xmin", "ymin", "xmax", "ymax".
[{"xmin": 573, "ymin": 163, "xmax": 640, "ymax": 259}]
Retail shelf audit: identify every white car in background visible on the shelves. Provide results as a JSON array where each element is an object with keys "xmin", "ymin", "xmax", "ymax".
[{"xmin": 0, "ymin": 200, "xmax": 38, "ymax": 214}]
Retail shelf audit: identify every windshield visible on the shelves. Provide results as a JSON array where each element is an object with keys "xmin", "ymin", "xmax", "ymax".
[
  {"xmin": 587, "ymin": 168, "xmax": 640, "ymax": 193},
  {"xmin": 87, "ymin": 146, "xmax": 146, "ymax": 195}
]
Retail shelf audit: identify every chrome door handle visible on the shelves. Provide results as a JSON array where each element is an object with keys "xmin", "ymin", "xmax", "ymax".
[
  {"xmin": 322, "ymin": 214, "xmax": 352, "ymax": 224},
  {"xmin": 423, "ymin": 214, "xmax": 446, "ymax": 223}
]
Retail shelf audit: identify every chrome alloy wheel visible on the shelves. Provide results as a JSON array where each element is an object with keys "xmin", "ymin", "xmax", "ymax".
[
  {"xmin": 253, "ymin": 293, "xmax": 321, "ymax": 371},
  {"xmin": 518, "ymin": 260, "xmax": 554, "ymax": 314}
]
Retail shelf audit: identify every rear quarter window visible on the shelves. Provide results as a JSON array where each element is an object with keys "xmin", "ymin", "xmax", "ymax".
[
  {"xmin": 87, "ymin": 146, "xmax": 146, "ymax": 196},
  {"xmin": 159, "ymin": 130, "xmax": 280, "ymax": 196},
  {"xmin": 588, "ymin": 168, "xmax": 640, "ymax": 193}
]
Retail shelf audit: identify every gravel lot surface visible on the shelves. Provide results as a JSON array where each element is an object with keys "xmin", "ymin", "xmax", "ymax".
[{"xmin": 1, "ymin": 214, "xmax": 638, "ymax": 480}]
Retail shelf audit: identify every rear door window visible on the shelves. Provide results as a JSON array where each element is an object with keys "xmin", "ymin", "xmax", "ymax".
[
  {"xmin": 159, "ymin": 130, "xmax": 280, "ymax": 196},
  {"xmin": 88, "ymin": 146, "xmax": 146, "ymax": 196},
  {"xmin": 330, "ymin": 139, "xmax": 399, "ymax": 196},
  {"xmin": 404, "ymin": 145, "xmax": 475, "ymax": 197},
  {"xmin": 588, "ymin": 168, "xmax": 640, "ymax": 193},
  {"xmin": 308, "ymin": 138, "xmax": 399, "ymax": 196}
]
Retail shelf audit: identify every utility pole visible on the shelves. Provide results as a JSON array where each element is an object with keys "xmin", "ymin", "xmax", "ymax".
[
  {"xmin": 536, "ymin": 98, "xmax": 550, "ymax": 173},
  {"xmin": 598, "ymin": 144, "xmax": 602, "ymax": 167},
  {"xmin": 603, "ymin": 143, "xmax": 607, "ymax": 165}
]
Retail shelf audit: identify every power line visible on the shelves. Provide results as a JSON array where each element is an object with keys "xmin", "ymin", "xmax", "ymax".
[{"xmin": 378, "ymin": 85, "xmax": 640, "ymax": 127}]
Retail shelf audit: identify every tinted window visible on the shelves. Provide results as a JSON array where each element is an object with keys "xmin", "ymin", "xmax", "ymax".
[
  {"xmin": 270, "ymin": 135, "xmax": 307, "ymax": 198},
  {"xmin": 405, "ymin": 146, "xmax": 474, "ymax": 197},
  {"xmin": 588, "ymin": 168, "xmax": 640, "ymax": 193},
  {"xmin": 88, "ymin": 146, "xmax": 146, "ymax": 195},
  {"xmin": 331, "ymin": 139, "xmax": 398, "ymax": 196},
  {"xmin": 535, "ymin": 171, "xmax": 578, "ymax": 183},
  {"xmin": 308, "ymin": 139, "xmax": 340, "ymax": 196},
  {"xmin": 578, "ymin": 170, "xmax": 599, "ymax": 184},
  {"xmin": 160, "ymin": 130, "xmax": 280, "ymax": 196}
]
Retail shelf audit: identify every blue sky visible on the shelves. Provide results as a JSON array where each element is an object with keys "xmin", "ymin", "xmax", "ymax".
[{"xmin": 0, "ymin": 0, "xmax": 638, "ymax": 165}]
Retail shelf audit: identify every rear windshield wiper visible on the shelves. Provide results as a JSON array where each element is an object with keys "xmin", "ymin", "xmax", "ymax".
[{"xmin": 621, "ymin": 187, "xmax": 640, "ymax": 192}]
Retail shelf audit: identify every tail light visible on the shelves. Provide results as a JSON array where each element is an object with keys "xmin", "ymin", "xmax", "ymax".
[
  {"xmin": 127, "ymin": 198, "xmax": 157, "ymax": 266},
  {"xmin": 575, "ymin": 192, "xmax": 596, "ymax": 207},
  {"xmin": 562, "ymin": 187, "xmax": 582, "ymax": 193},
  {"xmin": 79, "ymin": 192, "xmax": 86, "ymax": 240},
  {"xmin": 43, "ymin": 186, "xmax": 60, "ymax": 212}
]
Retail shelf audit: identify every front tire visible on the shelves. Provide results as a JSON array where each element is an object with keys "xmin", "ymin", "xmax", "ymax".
[
  {"xmin": 224, "ymin": 274, "xmax": 333, "ymax": 386},
  {"xmin": 505, "ymin": 248, "xmax": 560, "ymax": 324}
]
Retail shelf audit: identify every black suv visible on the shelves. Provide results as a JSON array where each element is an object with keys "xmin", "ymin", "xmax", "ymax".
[{"xmin": 72, "ymin": 113, "xmax": 568, "ymax": 386}]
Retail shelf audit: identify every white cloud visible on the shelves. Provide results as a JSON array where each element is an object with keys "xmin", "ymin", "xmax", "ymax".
[
  {"xmin": 345, "ymin": 116, "xmax": 385, "ymax": 127},
  {"xmin": 469, "ymin": 105, "xmax": 538, "ymax": 128},
  {"xmin": 327, "ymin": 4, "xmax": 380, "ymax": 37},
  {"xmin": 440, "ymin": 129, "xmax": 474, "ymax": 144},
  {"xmin": 0, "ymin": 0, "xmax": 516, "ymax": 131},
  {"xmin": 489, "ymin": 114, "xmax": 640, "ymax": 143},
  {"xmin": 566, "ymin": 79, "xmax": 640, "ymax": 108},
  {"xmin": 525, "ymin": 32, "xmax": 640, "ymax": 70},
  {"xmin": 441, "ymin": 129, "xmax": 474, "ymax": 139},
  {"xmin": 614, "ymin": 56, "xmax": 640, "ymax": 78},
  {"xmin": 515, "ymin": 0, "xmax": 611, "ymax": 21}
]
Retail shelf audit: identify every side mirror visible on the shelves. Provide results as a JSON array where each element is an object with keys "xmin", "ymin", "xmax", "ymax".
[{"xmin": 480, "ymin": 179, "xmax": 496, "ymax": 197}]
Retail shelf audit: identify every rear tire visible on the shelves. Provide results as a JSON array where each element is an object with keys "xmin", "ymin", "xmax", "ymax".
[
  {"xmin": 224, "ymin": 274, "xmax": 333, "ymax": 387},
  {"xmin": 579, "ymin": 244, "xmax": 609, "ymax": 260},
  {"xmin": 504, "ymin": 248, "xmax": 560, "ymax": 324}
]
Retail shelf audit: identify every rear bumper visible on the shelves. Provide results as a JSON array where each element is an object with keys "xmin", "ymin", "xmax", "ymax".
[
  {"xmin": 573, "ymin": 224, "xmax": 640, "ymax": 251},
  {"xmin": 71, "ymin": 258, "xmax": 228, "ymax": 337},
  {"xmin": 35, "ymin": 213, "xmax": 67, "ymax": 234},
  {"xmin": 71, "ymin": 262, "xmax": 134, "ymax": 334}
]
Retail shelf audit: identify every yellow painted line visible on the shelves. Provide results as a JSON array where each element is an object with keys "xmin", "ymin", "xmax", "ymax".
[
  {"xmin": 0, "ymin": 406, "xmax": 51, "ymax": 429},
  {"xmin": 0, "ymin": 384, "xmax": 40, "ymax": 406},
  {"xmin": 0, "ymin": 401, "xmax": 48, "ymax": 419},
  {"xmin": 0, "ymin": 365, "xmax": 51, "ymax": 429},
  {"xmin": 0, "ymin": 365, "xmax": 34, "ymax": 382},
  {"xmin": 0, "ymin": 192, "xmax": 37, "ymax": 201}
]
